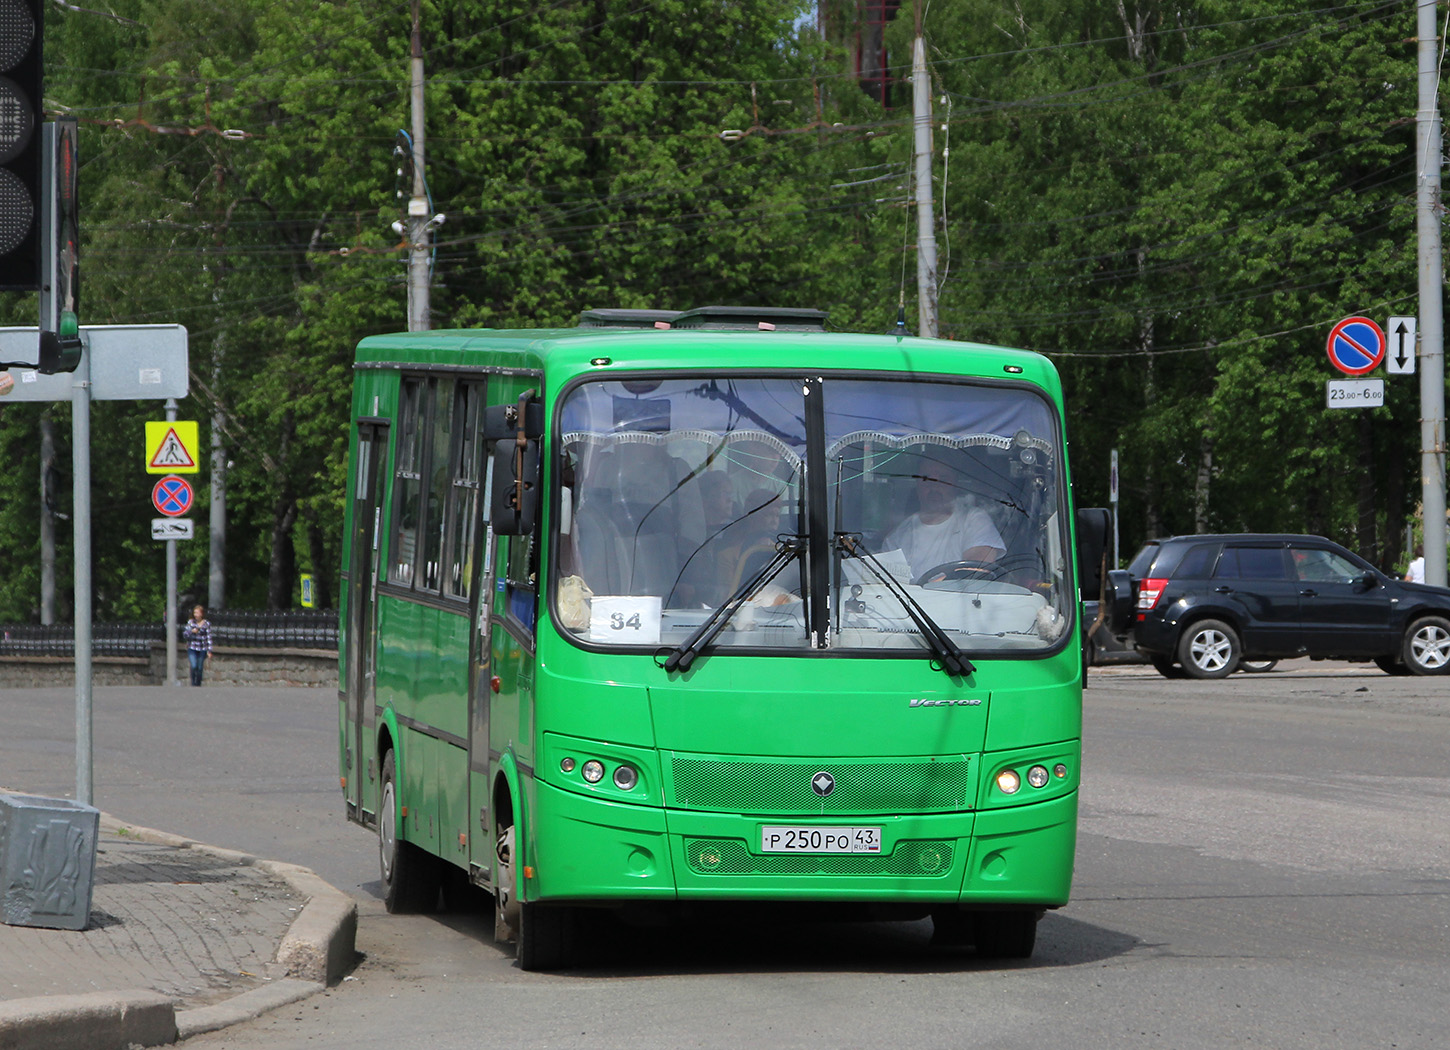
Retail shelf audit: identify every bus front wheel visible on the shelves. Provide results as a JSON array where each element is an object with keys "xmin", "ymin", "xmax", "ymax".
[
  {"xmin": 494, "ymin": 818, "xmax": 576, "ymax": 970},
  {"xmin": 975, "ymin": 911, "xmax": 1038, "ymax": 959},
  {"xmin": 378, "ymin": 750, "xmax": 440, "ymax": 913}
]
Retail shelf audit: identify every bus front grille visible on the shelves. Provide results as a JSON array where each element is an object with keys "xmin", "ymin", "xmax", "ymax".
[
  {"xmin": 684, "ymin": 838, "xmax": 955, "ymax": 876},
  {"xmin": 668, "ymin": 754, "xmax": 973, "ymax": 814}
]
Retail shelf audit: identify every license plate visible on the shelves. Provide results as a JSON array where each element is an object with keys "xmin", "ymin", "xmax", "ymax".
[{"xmin": 760, "ymin": 826, "xmax": 882, "ymax": 854}]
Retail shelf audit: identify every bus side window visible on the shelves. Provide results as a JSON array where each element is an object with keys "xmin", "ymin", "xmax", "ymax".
[
  {"xmin": 419, "ymin": 377, "xmax": 456, "ymax": 592},
  {"xmin": 388, "ymin": 378, "xmax": 425, "ymax": 585},
  {"xmin": 503, "ymin": 532, "xmax": 537, "ymax": 636},
  {"xmin": 446, "ymin": 382, "xmax": 484, "ymax": 600}
]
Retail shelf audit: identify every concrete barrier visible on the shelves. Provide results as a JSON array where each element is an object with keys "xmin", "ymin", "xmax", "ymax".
[{"xmin": 0, "ymin": 646, "xmax": 336, "ymax": 688}]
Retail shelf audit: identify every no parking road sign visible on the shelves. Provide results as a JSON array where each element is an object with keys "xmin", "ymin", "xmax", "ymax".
[
  {"xmin": 152, "ymin": 475, "xmax": 194, "ymax": 517},
  {"xmin": 1326, "ymin": 316, "xmax": 1386, "ymax": 376}
]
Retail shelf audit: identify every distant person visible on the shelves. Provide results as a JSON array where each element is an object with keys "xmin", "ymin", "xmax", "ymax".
[
  {"xmin": 182, "ymin": 604, "xmax": 212, "ymax": 686},
  {"xmin": 886, "ymin": 470, "xmax": 1006, "ymax": 581},
  {"xmin": 1405, "ymin": 546, "xmax": 1425, "ymax": 584}
]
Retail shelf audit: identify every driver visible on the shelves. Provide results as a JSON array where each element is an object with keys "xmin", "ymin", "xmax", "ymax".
[{"xmin": 885, "ymin": 470, "xmax": 1006, "ymax": 580}]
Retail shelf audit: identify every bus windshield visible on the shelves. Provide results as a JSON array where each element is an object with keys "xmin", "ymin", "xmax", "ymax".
[{"xmin": 555, "ymin": 374, "xmax": 1070, "ymax": 657}]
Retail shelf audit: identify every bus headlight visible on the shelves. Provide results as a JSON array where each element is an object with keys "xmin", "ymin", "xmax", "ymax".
[
  {"xmin": 1027, "ymin": 765, "xmax": 1050, "ymax": 789},
  {"xmin": 612, "ymin": 764, "xmax": 639, "ymax": 791},
  {"xmin": 996, "ymin": 769, "xmax": 1021, "ymax": 794},
  {"xmin": 581, "ymin": 760, "xmax": 605, "ymax": 784}
]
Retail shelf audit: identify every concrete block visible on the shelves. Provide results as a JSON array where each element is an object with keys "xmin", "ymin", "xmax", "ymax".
[{"xmin": 0, "ymin": 793, "xmax": 100, "ymax": 931}]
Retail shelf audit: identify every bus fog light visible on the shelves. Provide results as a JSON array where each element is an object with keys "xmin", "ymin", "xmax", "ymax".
[
  {"xmin": 996, "ymin": 769, "xmax": 1021, "ymax": 794},
  {"xmin": 612, "ymin": 764, "xmax": 638, "ymax": 790},
  {"xmin": 581, "ymin": 760, "xmax": 605, "ymax": 784},
  {"xmin": 560, "ymin": 757, "xmax": 576, "ymax": 773},
  {"xmin": 1054, "ymin": 763, "xmax": 1068, "ymax": 779},
  {"xmin": 1027, "ymin": 765, "xmax": 1050, "ymax": 789}
]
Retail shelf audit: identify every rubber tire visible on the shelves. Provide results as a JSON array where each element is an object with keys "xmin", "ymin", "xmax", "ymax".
[
  {"xmin": 379, "ymin": 750, "xmax": 441, "ymax": 914},
  {"xmin": 1402, "ymin": 615, "xmax": 1450, "ymax": 675},
  {"xmin": 974, "ymin": 911, "xmax": 1038, "ymax": 959},
  {"xmin": 1177, "ymin": 619, "xmax": 1240, "ymax": 679},
  {"xmin": 516, "ymin": 901, "xmax": 578, "ymax": 971},
  {"xmin": 930, "ymin": 907, "xmax": 974, "ymax": 946},
  {"xmin": 1238, "ymin": 659, "xmax": 1278, "ymax": 674},
  {"xmin": 1151, "ymin": 655, "xmax": 1186, "ymax": 679}
]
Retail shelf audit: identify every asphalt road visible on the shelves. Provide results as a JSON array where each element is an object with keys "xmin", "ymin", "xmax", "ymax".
[{"xmin": 3, "ymin": 660, "xmax": 1447, "ymax": 1049}]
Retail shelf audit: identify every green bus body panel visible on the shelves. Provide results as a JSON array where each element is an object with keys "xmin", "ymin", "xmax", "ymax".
[{"xmin": 342, "ymin": 323, "xmax": 1084, "ymax": 914}]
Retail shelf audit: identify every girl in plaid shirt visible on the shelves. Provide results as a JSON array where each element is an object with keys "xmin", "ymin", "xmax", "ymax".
[{"xmin": 182, "ymin": 605, "xmax": 212, "ymax": 686}]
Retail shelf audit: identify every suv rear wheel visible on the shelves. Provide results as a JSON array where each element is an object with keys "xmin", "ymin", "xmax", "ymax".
[
  {"xmin": 1177, "ymin": 619, "xmax": 1240, "ymax": 679},
  {"xmin": 1402, "ymin": 616, "xmax": 1450, "ymax": 676}
]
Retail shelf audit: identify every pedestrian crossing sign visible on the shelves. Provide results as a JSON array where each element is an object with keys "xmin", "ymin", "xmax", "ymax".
[{"xmin": 145, "ymin": 420, "xmax": 200, "ymax": 474}]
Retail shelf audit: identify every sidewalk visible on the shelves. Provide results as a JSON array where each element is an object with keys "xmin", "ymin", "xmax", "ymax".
[{"xmin": 0, "ymin": 812, "xmax": 357, "ymax": 1049}]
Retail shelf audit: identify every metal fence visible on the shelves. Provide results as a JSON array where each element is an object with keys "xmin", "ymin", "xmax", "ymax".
[{"xmin": 0, "ymin": 609, "xmax": 340, "ymax": 658}]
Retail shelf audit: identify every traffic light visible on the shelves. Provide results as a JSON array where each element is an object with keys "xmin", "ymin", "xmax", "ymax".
[
  {"xmin": 0, "ymin": 0, "xmax": 41, "ymax": 290},
  {"xmin": 37, "ymin": 117, "xmax": 78, "ymax": 372}
]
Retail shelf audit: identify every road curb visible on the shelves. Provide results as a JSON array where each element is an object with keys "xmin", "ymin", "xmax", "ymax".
[
  {"xmin": 0, "ymin": 989, "xmax": 177, "ymax": 1050},
  {"xmin": 175, "ymin": 978, "xmax": 323, "ymax": 1040},
  {"xmin": 100, "ymin": 815, "xmax": 358, "ymax": 986},
  {"xmin": 58, "ymin": 814, "xmax": 359, "ymax": 1046}
]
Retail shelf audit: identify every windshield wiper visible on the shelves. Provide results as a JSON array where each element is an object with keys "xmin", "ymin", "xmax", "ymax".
[
  {"xmin": 660, "ymin": 536, "xmax": 806, "ymax": 674},
  {"xmin": 836, "ymin": 533, "xmax": 976, "ymax": 678}
]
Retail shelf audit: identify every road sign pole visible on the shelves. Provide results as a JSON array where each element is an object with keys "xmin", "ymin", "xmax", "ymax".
[
  {"xmin": 72, "ymin": 346, "xmax": 92, "ymax": 806},
  {"xmin": 165, "ymin": 398, "xmax": 178, "ymax": 686},
  {"xmin": 1417, "ymin": 0, "xmax": 1447, "ymax": 587}
]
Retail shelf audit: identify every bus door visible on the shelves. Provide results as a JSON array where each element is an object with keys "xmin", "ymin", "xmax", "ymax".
[
  {"xmin": 470, "ymin": 382, "xmax": 541, "ymax": 883},
  {"xmin": 467, "ymin": 455, "xmax": 496, "ymax": 884},
  {"xmin": 344, "ymin": 418, "xmax": 388, "ymax": 821}
]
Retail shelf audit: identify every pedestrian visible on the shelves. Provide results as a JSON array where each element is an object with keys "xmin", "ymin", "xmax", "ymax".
[
  {"xmin": 1405, "ymin": 546, "xmax": 1425, "ymax": 584},
  {"xmin": 182, "ymin": 604, "xmax": 212, "ymax": 686}
]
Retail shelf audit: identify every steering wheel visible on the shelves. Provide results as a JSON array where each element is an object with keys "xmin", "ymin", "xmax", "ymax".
[{"xmin": 915, "ymin": 560, "xmax": 1009, "ymax": 586}]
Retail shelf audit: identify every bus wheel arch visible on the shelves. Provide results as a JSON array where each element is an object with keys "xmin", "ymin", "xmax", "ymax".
[{"xmin": 491, "ymin": 765, "xmax": 576, "ymax": 970}]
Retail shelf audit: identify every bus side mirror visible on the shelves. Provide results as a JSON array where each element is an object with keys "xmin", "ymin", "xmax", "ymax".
[
  {"xmin": 1103, "ymin": 569, "xmax": 1134, "ymax": 635},
  {"xmin": 491, "ymin": 438, "xmax": 540, "ymax": 535},
  {"xmin": 484, "ymin": 401, "xmax": 544, "ymax": 440},
  {"xmin": 1075, "ymin": 507, "xmax": 1110, "ymax": 601}
]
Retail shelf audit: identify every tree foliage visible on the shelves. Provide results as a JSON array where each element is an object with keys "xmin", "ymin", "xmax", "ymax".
[{"xmin": 0, "ymin": 0, "xmax": 1434, "ymax": 621}]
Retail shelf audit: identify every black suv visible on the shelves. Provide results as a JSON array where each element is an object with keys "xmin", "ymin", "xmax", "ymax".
[{"xmin": 1119, "ymin": 534, "xmax": 1450, "ymax": 678}]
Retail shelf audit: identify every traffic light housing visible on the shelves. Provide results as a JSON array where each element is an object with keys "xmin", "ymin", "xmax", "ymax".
[
  {"xmin": 0, "ymin": 0, "xmax": 41, "ymax": 290},
  {"xmin": 36, "ymin": 117, "xmax": 78, "ymax": 372}
]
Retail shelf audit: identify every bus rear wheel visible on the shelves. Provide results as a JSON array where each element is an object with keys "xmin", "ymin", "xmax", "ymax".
[{"xmin": 378, "ymin": 750, "xmax": 440, "ymax": 913}]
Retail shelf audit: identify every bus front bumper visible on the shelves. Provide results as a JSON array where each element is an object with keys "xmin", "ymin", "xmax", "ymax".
[{"xmin": 525, "ymin": 780, "xmax": 1076, "ymax": 908}]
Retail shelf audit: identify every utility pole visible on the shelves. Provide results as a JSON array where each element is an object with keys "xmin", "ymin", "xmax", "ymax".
[
  {"xmin": 1417, "ymin": 0, "xmax": 1447, "ymax": 586},
  {"xmin": 912, "ymin": 11, "xmax": 938, "ymax": 338},
  {"xmin": 406, "ymin": 0, "xmax": 433, "ymax": 332}
]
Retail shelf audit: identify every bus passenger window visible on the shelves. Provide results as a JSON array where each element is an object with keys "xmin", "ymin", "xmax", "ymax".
[
  {"xmin": 388, "ymin": 378, "xmax": 424, "ymax": 585},
  {"xmin": 505, "ymin": 532, "xmax": 537, "ymax": 636},
  {"xmin": 446, "ymin": 383, "xmax": 483, "ymax": 600},
  {"xmin": 419, "ymin": 378, "xmax": 455, "ymax": 592}
]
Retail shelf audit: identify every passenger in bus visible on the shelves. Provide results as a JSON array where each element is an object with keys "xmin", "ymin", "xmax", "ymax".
[
  {"xmin": 672, "ymin": 486, "xmax": 792, "ymax": 608},
  {"xmin": 885, "ymin": 469, "xmax": 1006, "ymax": 581},
  {"xmin": 715, "ymin": 488, "xmax": 796, "ymax": 603},
  {"xmin": 671, "ymin": 472, "xmax": 738, "ymax": 606}
]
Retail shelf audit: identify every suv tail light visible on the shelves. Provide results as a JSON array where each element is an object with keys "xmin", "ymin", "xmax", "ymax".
[{"xmin": 1137, "ymin": 578, "xmax": 1168, "ymax": 618}]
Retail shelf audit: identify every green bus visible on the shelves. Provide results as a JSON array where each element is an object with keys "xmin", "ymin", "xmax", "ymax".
[{"xmin": 339, "ymin": 306, "xmax": 1110, "ymax": 969}]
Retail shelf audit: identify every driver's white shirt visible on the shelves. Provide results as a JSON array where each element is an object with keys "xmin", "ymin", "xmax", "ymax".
[{"xmin": 885, "ymin": 502, "xmax": 1006, "ymax": 578}]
